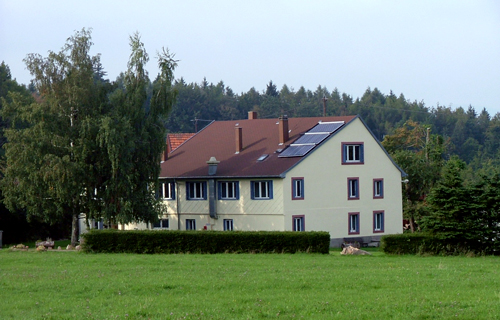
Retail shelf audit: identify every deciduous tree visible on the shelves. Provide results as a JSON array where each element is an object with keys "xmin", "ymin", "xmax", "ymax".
[{"xmin": 1, "ymin": 30, "xmax": 177, "ymax": 245}]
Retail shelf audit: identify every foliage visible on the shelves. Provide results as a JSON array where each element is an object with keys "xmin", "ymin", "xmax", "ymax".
[
  {"xmin": 381, "ymin": 233, "xmax": 473, "ymax": 255},
  {"xmin": 382, "ymin": 120, "xmax": 448, "ymax": 231},
  {"xmin": 1, "ymin": 29, "xmax": 107, "ymax": 245},
  {"xmin": 91, "ymin": 33, "xmax": 177, "ymax": 226},
  {"xmin": 421, "ymin": 158, "xmax": 500, "ymax": 254},
  {"xmin": 0, "ymin": 29, "xmax": 177, "ymax": 245},
  {"xmin": 1, "ymin": 250, "xmax": 500, "ymax": 319},
  {"xmin": 81, "ymin": 229, "xmax": 330, "ymax": 254}
]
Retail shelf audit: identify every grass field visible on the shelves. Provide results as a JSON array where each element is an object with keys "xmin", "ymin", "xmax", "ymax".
[{"xmin": 0, "ymin": 248, "xmax": 499, "ymax": 319}]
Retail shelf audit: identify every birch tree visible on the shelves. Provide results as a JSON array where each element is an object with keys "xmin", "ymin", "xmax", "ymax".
[{"xmin": 1, "ymin": 29, "xmax": 177, "ymax": 245}]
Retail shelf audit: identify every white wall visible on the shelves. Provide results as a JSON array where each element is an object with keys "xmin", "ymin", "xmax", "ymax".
[{"xmin": 283, "ymin": 117, "xmax": 403, "ymax": 238}]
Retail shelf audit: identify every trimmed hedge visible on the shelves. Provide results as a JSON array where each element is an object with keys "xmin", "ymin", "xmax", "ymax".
[
  {"xmin": 381, "ymin": 233, "xmax": 478, "ymax": 255},
  {"xmin": 81, "ymin": 230, "xmax": 330, "ymax": 254}
]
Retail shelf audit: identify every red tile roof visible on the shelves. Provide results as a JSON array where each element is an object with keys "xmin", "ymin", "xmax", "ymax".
[
  {"xmin": 167, "ymin": 133, "xmax": 196, "ymax": 153},
  {"xmin": 160, "ymin": 116, "xmax": 356, "ymax": 178}
]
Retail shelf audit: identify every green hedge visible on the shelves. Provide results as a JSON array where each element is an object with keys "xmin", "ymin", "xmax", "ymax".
[
  {"xmin": 81, "ymin": 230, "xmax": 330, "ymax": 254},
  {"xmin": 381, "ymin": 233, "xmax": 477, "ymax": 255}
]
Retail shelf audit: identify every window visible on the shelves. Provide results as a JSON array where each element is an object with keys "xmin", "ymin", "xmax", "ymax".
[
  {"xmin": 373, "ymin": 179, "xmax": 383, "ymax": 199},
  {"xmin": 373, "ymin": 211, "xmax": 384, "ymax": 233},
  {"xmin": 291, "ymin": 178, "xmax": 304, "ymax": 200},
  {"xmin": 153, "ymin": 218, "xmax": 169, "ymax": 229},
  {"xmin": 349, "ymin": 212, "xmax": 360, "ymax": 234},
  {"xmin": 218, "ymin": 181, "xmax": 239, "ymax": 200},
  {"xmin": 93, "ymin": 220, "xmax": 104, "ymax": 230},
  {"xmin": 186, "ymin": 219, "xmax": 196, "ymax": 230},
  {"xmin": 251, "ymin": 180, "xmax": 273, "ymax": 200},
  {"xmin": 342, "ymin": 143, "xmax": 364, "ymax": 164},
  {"xmin": 159, "ymin": 181, "xmax": 175, "ymax": 200},
  {"xmin": 186, "ymin": 181, "xmax": 207, "ymax": 200},
  {"xmin": 223, "ymin": 219, "xmax": 234, "ymax": 231},
  {"xmin": 348, "ymin": 177, "xmax": 359, "ymax": 200},
  {"xmin": 292, "ymin": 215, "xmax": 305, "ymax": 231}
]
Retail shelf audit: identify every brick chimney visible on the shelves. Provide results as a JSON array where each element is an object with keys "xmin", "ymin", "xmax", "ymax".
[
  {"xmin": 161, "ymin": 139, "xmax": 171, "ymax": 161},
  {"xmin": 235, "ymin": 127, "xmax": 243, "ymax": 153},
  {"xmin": 248, "ymin": 111, "xmax": 258, "ymax": 120},
  {"xmin": 279, "ymin": 115, "xmax": 289, "ymax": 145}
]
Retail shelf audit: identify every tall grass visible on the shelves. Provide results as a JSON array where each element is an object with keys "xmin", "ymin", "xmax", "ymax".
[{"xmin": 0, "ymin": 250, "xmax": 498, "ymax": 319}]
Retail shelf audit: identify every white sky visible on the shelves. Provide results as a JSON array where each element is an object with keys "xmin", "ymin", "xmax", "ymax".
[{"xmin": 1, "ymin": 0, "xmax": 499, "ymax": 115}]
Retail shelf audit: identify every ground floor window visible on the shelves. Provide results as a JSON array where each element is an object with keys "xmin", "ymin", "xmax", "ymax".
[
  {"xmin": 93, "ymin": 220, "xmax": 104, "ymax": 229},
  {"xmin": 292, "ymin": 215, "xmax": 305, "ymax": 231},
  {"xmin": 186, "ymin": 219, "xmax": 196, "ymax": 230},
  {"xmin": 348, "ymin": 212, "xmax": 360, "ymax": 234},
  {"xmin": 153, "ymin": 219, "xmax": 169, "ymax": 229},
  {"xmin": 223, "ymin": 219, "xmax": 234, "ymax": 231},
  {"xmin": 373, "ymin": 211, "xmax": 384, "ymax": 233}
]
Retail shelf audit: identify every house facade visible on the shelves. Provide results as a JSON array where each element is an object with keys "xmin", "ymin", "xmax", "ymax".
[{"xmin": 124, "ymin": 112, "xmax": 405, "ymax": 246}]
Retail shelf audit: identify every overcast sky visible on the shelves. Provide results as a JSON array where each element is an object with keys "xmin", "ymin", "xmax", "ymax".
[{"xmin": 1, "ymin": 1, "xmax": 499, "ymax": 115}]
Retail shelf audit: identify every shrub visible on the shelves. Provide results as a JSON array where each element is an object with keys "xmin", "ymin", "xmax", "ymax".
[
  {"xmin": 81, "ymin": 230, "xmax": 330, "ymax": 254},
  {"xmin": 381, "ymin": 233, "xmax": 477, "ymax": 255}
]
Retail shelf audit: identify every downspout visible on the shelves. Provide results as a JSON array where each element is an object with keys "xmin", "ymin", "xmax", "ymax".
[
  {"xmin": 207, "ymin": 157, "xmax": 220, "ymax": 219},
  {"xmin": 175, "ymin": 179, "xmax": 181, "ymax": 230}
]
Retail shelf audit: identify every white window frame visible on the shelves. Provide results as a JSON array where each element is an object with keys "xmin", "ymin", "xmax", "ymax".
[
  {"xmin": 349, "ymin": 212, "xmax": 360, "ymax": 234},
  {"xmin": 219, "ymin": 181, "xmax": 238, "ymax": 200},
  {"xmin": 153, "ymin": 218, "xmax": 169, "ymax": 229},
  {"xmin": 373, "ymin": 179, "xmax": 383, "ymax": 199},
  {"xmin": 342, "ymin": 143, "xmax": 364, "ymax": 164},
  {"xmin": 159, "ymin": 181, "xmax": 174, "ymax": 200},
  {"xmin": 374, "ymin": 211, "xmax": 384, "ymax": 233},
  {"xmin": 292, "ymin": 178, "xmax": 304, "ymax": 200},
  {"xmin": 223, "ymin": 219, "xmax": 234, "ymax": 231},
  {"xmin": 186, "ymin": 219, "xmax": 196, "ymax": 230},
  {"xmin": 187, "ymin": 181, "xmax": 206, "ymax": 200},
  {"xmin": 292, "ymin": 215, "xmax": 305, "ymax": 231},
  {"xmin": 251, "ymin": 180, "xmax": 273, "ymax": 200},
  {"xmin": 348, "ymin": 178, "xmax": 359, "ymax": 200}
]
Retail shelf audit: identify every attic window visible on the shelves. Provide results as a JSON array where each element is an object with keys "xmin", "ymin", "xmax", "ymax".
[{"xmin": 257, "ymin": 154, "xmax": 269, "ymax": 162}]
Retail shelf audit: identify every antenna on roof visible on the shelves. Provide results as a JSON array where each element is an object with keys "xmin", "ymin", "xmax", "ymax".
[
  {"xmin": 190, "ymin": 118, "xmax": 213, "ymax": 132},
  {"xmin": 322, "ymin": 95, "xmax": 328, "ymax": 117}
]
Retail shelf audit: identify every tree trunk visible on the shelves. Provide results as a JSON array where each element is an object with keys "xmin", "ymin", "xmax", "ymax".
[
  {"xmin": 410, "ymin": 216, "xmax": 415, "ymax": 233},
  {"xmin": 71, "ymin": 213, "xmax": 79, "ymax": 246}
]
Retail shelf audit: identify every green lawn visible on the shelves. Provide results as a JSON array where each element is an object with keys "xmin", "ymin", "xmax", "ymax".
[{"xmin": 0, "ymin": 249, "xmax": 499, "ymax": 319}]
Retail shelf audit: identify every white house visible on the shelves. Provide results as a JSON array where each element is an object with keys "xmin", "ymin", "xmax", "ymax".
[{"xmin": 123, "ymin": 112, "xmax": 406, "ymax": 246}]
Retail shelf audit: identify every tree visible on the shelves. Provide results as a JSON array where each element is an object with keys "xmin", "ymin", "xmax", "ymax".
[
  {"xmin": 0, "ymin": 30, "xmax": 177, "ymax": 246},
  {"xmin": 95, "ymin": 33, "xmax": 178, "ymax": 228},
  {"xmin": 422, "ymin": 158, "xmax": 500, "ymax": 253},
  {"xmin": 0, "ymin": 62, "xmax": 33, "ymax": 150},
  {"xmin": 382, "ymin": 120, "xmax": 447, "ymax": 232}
]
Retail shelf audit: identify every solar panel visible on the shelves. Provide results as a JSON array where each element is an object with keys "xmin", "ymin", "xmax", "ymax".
[
  {"xmin": 278, "ymin": 145, "xmax": 315, "ymax": 157},
  {"xmin": 308, "ymin": 122, "xmax": 344, "ymax": 133},
  {"xmin": 278, "ymin": 121, "xmax": 345, "ymax": 158},
  {"xmin": 294, "ymin": 133, "xmax": 329, "ymax": 145}
]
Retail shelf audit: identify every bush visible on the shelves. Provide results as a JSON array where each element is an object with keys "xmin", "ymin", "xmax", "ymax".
[
  {"xmin": 381, "ymin": 233, "xmax": 479, "ymax": 255},
  {"xmin": 81, "ymin": 230, "xmax": 330, "ymax": 254}
]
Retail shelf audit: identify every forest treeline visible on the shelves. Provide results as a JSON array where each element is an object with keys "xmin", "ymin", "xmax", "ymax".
[
  {"xmin": 1, "ymin": 58, "xmax": 500, "ymax": 246},
  {"xmin": 3, "ymin": 64, "xmax": 499, "ymax": 168},
  {"xmin": 166, "ymin": 79, "xmax": 500, "ymax": 168}
]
